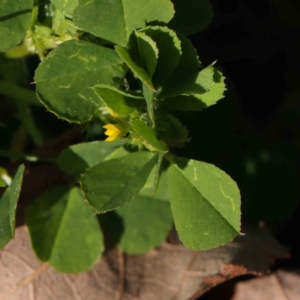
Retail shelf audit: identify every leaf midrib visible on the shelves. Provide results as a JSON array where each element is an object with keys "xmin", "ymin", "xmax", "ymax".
[
  {"xmin": 48, "ymin": 188, "xmax": 74, "ymax": 262},
  {"xmin": 100, "ymin": 154, "xmax": 157, "ymax": 212},
  {"xmin": 174, "ymin": 165, "xmax": 239, "ymax": 233}
]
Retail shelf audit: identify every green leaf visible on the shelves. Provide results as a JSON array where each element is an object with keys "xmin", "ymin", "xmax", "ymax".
[
  {"xmin": 73, "ymin": 0, "xmax": 175, "ymax": 47},
  {"xmin": 94, "ymin": 84, "xmax": 144, "ymax": 117},
  {"xmin": 168, "ymin": 158, "xmax": 241, "ymax": 250},
  {"xmin": 51, "ymin": 0, "xmax": 78, "ymax": 18},
  {"xmin": 152, "ymin": 151, "xmax": 165, "ymax": 194},
  {"xmin": 169, "ymin": 0, "xmax": 213, "ymax": 35},
  {"xmin": 142, "ymin": 83, "xmax": 155, "ymax": 126},
  {"xmin": 159, "ymin": 64, "xmax": 215, "ymax": 100},
  {"xmin": 101, "ymin": 145, "xmax": 133, "ymax": 161},
  {"xmin": 58, "ymin": 140, "xmax": 127, "ymax": 178},
  {"xmin": 140, "ymin": 26, "xmax": 181, "ymax": 87},
  {"xmin": 161, "ymin": 69, "xmax": 226, "ymax": 111},
  {"xmin": 155, "ymin": 113, "xmax": 189, "ymax": 148},
  {"xmin": 131, "ymin": 119, "xmax": 168, "ymax": 151},
  {"xmin": 0, "ymin": 0, "xmax": 33, "ymax": 52},
  {"xmin": 81, "ymin": 152, "xmax": 157, "ymax": 213},
  {"xmin": 101, "ymin": 194, "xmax": 173, "ymax": 254},
  {"xmin": 0, "ymin": 165, "xmax": 25, "ymax": 249},
  {"xmin": 135, "ymin": 31, "xmax": 158, "ymax": 79},
  {"xmin": 52, "ymin": 8, "xmax": 78, "ymax": 37},
  {"xmin": 196, "ymin": 69, "xmax": 226, "ymax": 107},
  {"xmin": 26, "ymin": 185, "xmax": 104, "ymax": 273},
  {"xmin": 35, "ymin": 40, "xmax": 126, "ymax": 123},
  {"xmin": 158, "ymin": 34, "xmax": 200, "ymax": 99},
  {"xmin": 115, "ymin": 45, "xmax": 154, "ymax": 91},
  {"xmin": 140, "ymin": 166, "xmax": 169, "ymax": 202},
  {"xmin": 134, "ymin": 31, "xmax": 159, "ymax": 124}
]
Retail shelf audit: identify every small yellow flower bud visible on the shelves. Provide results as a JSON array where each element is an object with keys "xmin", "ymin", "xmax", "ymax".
[{"xmin": 103, "ymin": 124, "xmax": 123, "ymax": 141}]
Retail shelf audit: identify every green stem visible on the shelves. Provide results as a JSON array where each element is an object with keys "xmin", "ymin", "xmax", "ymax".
[
  {"xmin": 164, "ymin": 152, "xmax": 175, "ymax": 164},
  {"xmin": 152, "ymin": 151, "xmax": 165, "ymax": 194},
  {"xmin": 14, "ymin": 101, "xmax": 44, "ymax": 146},
  {"xmin": 0, "ymin": 80, "xmax": 41, "ymax": 107}
]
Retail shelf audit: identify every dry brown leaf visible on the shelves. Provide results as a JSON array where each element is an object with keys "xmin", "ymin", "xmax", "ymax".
[
  {"xmin": 0, "ymin": 225, "xmax": 287, "ymax": 300},
  {"xmin": 231, "ymin": 270, "xmax": 300, "ymax": 300}
]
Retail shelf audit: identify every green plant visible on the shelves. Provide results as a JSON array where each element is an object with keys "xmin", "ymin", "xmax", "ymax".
[{"xmin": 0, "ymin": 0, "xmax": 241, "ymax": 273}]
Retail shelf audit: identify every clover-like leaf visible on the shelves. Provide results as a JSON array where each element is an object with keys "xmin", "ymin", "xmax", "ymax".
[
  {"xmin": 81, "ymin": 152, "xmax": 157, "ymax": 213},
  {"xmin": 101, "ymin": 194, "xmax": 173, "ymax": 254},
  {"xmin": 35, "ymin": 40, "xmax": 126, "ymax": 123},
  {"xmin": 94, "ymin": 84, "xmax": 144, "ymax": 117},
  {"xmin": 168, "ymin": 158, "xmax": 241, "ymax": 250},
  {"xmin": 140, "ymin": 26, "xmax": 182, "ymax": 87},
  {"xmin": 196, "ymin": 69, "xmax": 226, "ymax": 107},
  {"xmin": 115, "ymin": 45, "xmax": 154, "ymax": 90},
  {"xmin": 73, "ymin": 0, "xmax": 175, "ymax": 47},
  {"xmin": 58, "ymin": 140, "xmax": 127, "ymax": 178},
  {"xmin": 159, "ymin": 64, "xmax": 215, "ymax": 100},
  {"xmin": 135, "ymin": 31, "xmax": 158, "ymax": 79},
  {"xmin": 161, "ymin": 69, "xmax": 226, "ymax": 111},
  {"xmin": 158, "ymin": 34, "xmax": 200, "ymax": 99},
  {"xmin": 26, "ymin": 185, "xmax": 104, "ymax": 273},
  {"xmin": 0, "ymin": 0, "xmax": 33, "ymax": 52},
  {"xmin": 51, "ymin": 0, "xmax": 78, "ymax": 18}
]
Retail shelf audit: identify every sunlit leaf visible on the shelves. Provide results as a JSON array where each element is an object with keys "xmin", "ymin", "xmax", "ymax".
[
  {"xmin": 131, "ymin": 119, "xmax": 168, "ymax": 151},
  {"xmin": 168, "ymin": 158, "xmax": 241, "ymax": 250},
  {"xmin": 73, "ymin": 0, "xmax": 174, "ymax": 46},
  {"xmin": 94, "ymin": 84, "xmax": 144, "ymax": 117},
  {"xmin": 58, "ymin": 140, "xmax": 127, "ymax": 177}
]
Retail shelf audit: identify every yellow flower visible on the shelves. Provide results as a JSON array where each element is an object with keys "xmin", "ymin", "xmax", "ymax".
[{"xmin": 103, "ymin": 124, "xmax": 123, "ymax": 142}]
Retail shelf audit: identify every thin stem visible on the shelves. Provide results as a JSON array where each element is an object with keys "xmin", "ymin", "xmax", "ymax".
[
  {"xmin": 164, "ymin": 152, "xmax": 175, "ymax": 164},
  {"xmin": 14, "ymin": 101, "xmax": 44, "ymax": 146},
  {"xmin": 152, "ymin": 151, "xmax": 166, "ymax": 194},
  {"xmin": 0, "ymin": 80, "xmax": 41, "ymax": 107}
]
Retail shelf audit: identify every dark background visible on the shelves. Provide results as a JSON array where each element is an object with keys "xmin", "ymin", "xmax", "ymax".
[{"xmin": 187, "ymin": 0, "xmax": 300, "ymax": 298}]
